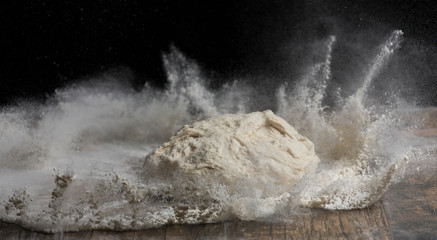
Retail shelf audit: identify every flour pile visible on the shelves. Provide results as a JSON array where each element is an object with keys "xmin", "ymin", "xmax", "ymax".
[{"xmin": 0, "ymin": 30, "xmax": 433, "ymax": 232}]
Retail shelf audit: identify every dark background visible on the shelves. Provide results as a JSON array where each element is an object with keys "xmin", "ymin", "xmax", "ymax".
[{"xmin": 1, "ymin": 0, "xmax": 437, "ymax": 105}]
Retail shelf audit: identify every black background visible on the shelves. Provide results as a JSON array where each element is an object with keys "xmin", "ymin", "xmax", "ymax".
[{"xmin": 1, "ymin": 0, "xmax": 437, "ymax": 105}]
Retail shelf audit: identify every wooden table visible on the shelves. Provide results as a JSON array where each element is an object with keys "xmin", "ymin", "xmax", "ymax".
[
  {"xmin": 1, "ymin": 155, "xmax": 435, "ymax": 239},
  {"xmin": 1, "ymin": 109, "xmax": 436, "ymax": 239}
]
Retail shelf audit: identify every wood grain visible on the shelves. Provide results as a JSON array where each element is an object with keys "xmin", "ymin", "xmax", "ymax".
[
  {"xmin": 1, "ymin": 108, "xmax": 436, "ymax": 239},
  {"xmin": 0, "ymin": 200, "xmax": 393, "ymax": 239},
  {"xmin": 382, "ymin": 153, "xmax": 437, "ymax": 239},
  {"xmin": 1, "ymin": 168, "xmax": 436, "ymax": 240},
  {"xmin": 1, "ymin": 151, "xmax": 436, "ymax": 239}
]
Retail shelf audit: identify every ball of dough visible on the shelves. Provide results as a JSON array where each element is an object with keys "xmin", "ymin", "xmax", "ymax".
[{"xmin": 144, "ymin": 110, "xmax": 319, "ymax": 196}]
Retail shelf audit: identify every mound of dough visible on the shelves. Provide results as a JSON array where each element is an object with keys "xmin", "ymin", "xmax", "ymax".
[{"xmin": 144, "ymin": 110, "xmax": 319, "ymax": 195}]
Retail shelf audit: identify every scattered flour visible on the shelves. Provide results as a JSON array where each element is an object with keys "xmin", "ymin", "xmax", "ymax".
[{"xmin": 0, "ymin": 30, "xmax": 421, "ymax": 233}]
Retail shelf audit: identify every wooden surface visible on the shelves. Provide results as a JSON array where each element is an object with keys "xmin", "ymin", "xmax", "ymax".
[
  {"xmin": 382, "ymin": 152, "xmax": 437, "ymax": 239},
  {"xmin": 1, "ymin": 109, "xmax": 436, "ymax": 239},
  {"xmin": 1, "ymin": 162, "xmax": 436, "ymax": 240},
  {"xmin": 0, "ymin": 202, "xmax": 392, "ymax": 240}
]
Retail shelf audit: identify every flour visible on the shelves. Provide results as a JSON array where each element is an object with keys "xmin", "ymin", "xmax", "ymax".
[
  {"xmin": 144, "ymin": 110, "xmax": 319, "ymax": 196},
  {"xmin": 0, "ymin": 30, "xmax": 422, "ymax": 233}
]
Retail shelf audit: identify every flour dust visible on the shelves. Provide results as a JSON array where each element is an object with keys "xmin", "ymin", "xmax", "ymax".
[{"xmin": 0, "ymin": 30, "xmax": 434, "ymax": 232}]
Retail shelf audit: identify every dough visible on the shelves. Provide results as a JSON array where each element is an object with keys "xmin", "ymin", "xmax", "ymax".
[{"xmin": 144, "ymin": 110, "xmax": 319, "ymax": 196}]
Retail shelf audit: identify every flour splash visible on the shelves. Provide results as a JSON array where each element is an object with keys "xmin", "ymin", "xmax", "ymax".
[{"xmin": 0, "ymin": 30, "xmax": 432, "ymax": 232}]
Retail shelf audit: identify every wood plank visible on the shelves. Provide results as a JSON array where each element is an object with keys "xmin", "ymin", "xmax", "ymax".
[
  {"xmin": 2, "ymin": 167, "xmax": 434, "ymax": 240},
  {"xmin": 1, "ymin": 134, "xmax": 435, "ymax": 239},
  {"xmin": 89, "ymin": 230, "xmax": 135, "ymax": 240},
  {"xmin": 0, "ymin": 221, "xmax": 20, "ymax": 240},
  {"xmin": 195, "ymin": 222, "xmax": 229, "ymax": 239},
  {"xmin": 279, "ymin": 202, "xmax": 391, "ymax": 240},
  {"xmin": 165, "ymin": 224, "xmax": 206, "ymax": 240},
  {"xmin": 60, "ymin": 230, "xmax": 93, "ymax": 240},
  {"xmin": 132, "ymin": 227, "xmax": 165, "ymax": 240},
  {"xmin": 128, "ymin": 202, "xmax": 390, "ymax": 239},
  {"xmin": 0, "ymin": 222, "xmax": 51, "ymax": 240},
  {"xmin": 382, "ymin": 154, "xmax": 437, "ymax": 240},
  {"xmin": 1, "ymin": 201, "xmax": 393, "ymax": 240}
]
